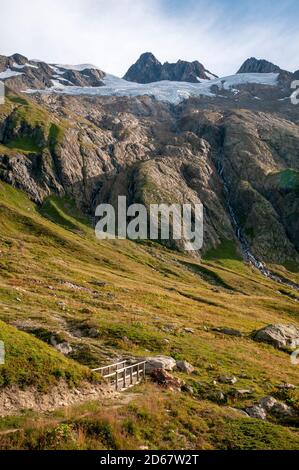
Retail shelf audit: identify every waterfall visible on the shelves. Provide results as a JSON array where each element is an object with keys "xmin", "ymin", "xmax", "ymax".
[{"xmin": 215, "ymin": 159, "xmax": 299, "ymax": 294}]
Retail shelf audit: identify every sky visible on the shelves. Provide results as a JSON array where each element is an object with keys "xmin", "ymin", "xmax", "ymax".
[{"xmin": 0, "ymin": 0, "xmax": 298, "ymax": 77}]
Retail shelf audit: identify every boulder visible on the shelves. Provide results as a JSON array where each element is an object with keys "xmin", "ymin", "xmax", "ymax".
[
  {"xmin": 277, "ymin": 383, "xmax": 296, "ymax": 390},
  {"xmin": 218, "ymin": 376, "xmax": 238, "ymax": 385},
  {"xmin": 150, "ymin": 369, "xmax": 184, "ymax": 391},
  {"xmin": 181, "ymin": 384, "xmax": 194, "ymax": 395},
  {"xmin": 210, "ymin": 391, "xmax": 226, "ymax": 403},
  {"xmin": 227, "ymin": 407, "xmax": 250, "ymax": 418},
  {"xmin": 245, "ymin": 405, "xmax": 267, "ymax": 420},
  {"xmin": 232, "ymin": 389, "xmax": 253, "ymax": 398},
  {"xmin": 176, "ymin": 360, "xmax": 194, "ymax": 374},
  {"xmin": 54, "ymin": 342, "xmax": 73, "ymax": 355},
  {"xmin": 272, "ymin": 402, "xmax": 294, "ymax": 418},
  {"xmin": 258, "ymin": 396, "xmax": 294, "ymax": 418},
  {"xmin": 252, "ymin": 324, "xmax": 299, "ymax": 349},
  {"xmin": 259, "ymin": 396, "xmax": 278, "ymax": 411},
  {"xmin": 144, "ymin": 356, "xmax": 177, "ymax": 374},
  {"xmin": 183, "ymin": 328, "xmax": 194, "ymax": 334}
]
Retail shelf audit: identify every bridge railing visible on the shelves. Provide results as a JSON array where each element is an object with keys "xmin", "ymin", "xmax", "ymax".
[{"xmin": 92, "ymin": 361, "xmax": 147, "ymax": 391}]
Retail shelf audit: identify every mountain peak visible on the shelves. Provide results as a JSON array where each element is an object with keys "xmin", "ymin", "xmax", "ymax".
[
  {"xmin": 138, "ymin": 52, "xmax": 160, "ymax": 63},
  {"xmin": 238, "ymin": 57, "xmax": 282, "ymax": 74},
  {"xmin": 123, "ymin": 53, "xmax": 162, "ymax": 84},
  {"xmin": 124, "ymin": 53, "xmax": 217, "ymax": 84}
]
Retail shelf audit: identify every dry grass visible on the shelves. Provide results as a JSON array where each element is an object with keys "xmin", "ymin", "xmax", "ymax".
[{"xmin": 0, "ymin": 181, "xmax": 298, "ymax": 449}]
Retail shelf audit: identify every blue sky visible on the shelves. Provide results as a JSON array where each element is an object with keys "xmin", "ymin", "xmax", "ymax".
[{"xmin": 1, "ymin": 0, "xmax": 298, "ymax": 76}]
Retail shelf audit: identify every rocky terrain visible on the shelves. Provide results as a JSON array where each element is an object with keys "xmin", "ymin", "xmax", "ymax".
[
  {"xmin": 0, "ymin": 53, "xmax": 298, "ymax": 450},
  {"xmin": 0, "ymin": 58, "xmax": 298, "ymax": 266},
  {"xmin": 238, "ymin": 58, "xmax": 283, "ymax": 74},
  {"xmin": 0, "ymin": 53, "xmax": 105, "ymax": 91},
  {"xmin": 123, "ymin": 52, "xmax": 218, "ymax": 83}
]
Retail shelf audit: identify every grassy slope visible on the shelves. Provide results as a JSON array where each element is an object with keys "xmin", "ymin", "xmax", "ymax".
[
  {"xmin": 0, "ymin": 320, "xmax": 95, "ymax": 390},
  {"xmin": 0, "ymin": 92, "xmax": 67, "ymax": 154},
  {"xmin": 0, "ymin": 181, "xmax": 298, "ymax": 449}
]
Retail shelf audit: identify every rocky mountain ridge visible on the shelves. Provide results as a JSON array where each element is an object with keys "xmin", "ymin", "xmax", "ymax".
[
  {"xmin": 123, "ymin": 52, "xmax": 218, "ymax": 83},
  {"xmin": 0, "ymin": 53, "xmax": 105, "ymax": 91},
  {"xmin": 238, "ymin": 57, "xmax": 283, "ymax": 74},
  {"xmin": 0, "ymin": 52, "xmax": 298, "ymax": 268}
]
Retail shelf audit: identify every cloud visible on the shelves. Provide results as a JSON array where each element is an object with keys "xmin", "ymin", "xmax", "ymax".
[{"xmin": 0, "ymin": 0, "xmax": 298, "ymax": 76}]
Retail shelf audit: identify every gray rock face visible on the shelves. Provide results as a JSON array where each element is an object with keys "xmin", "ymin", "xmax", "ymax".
[
  {"xmin": 176, "ymin": 360, "xmax": 194, "ymax": 374},
  {"xmin": 54, "ymin": 342, "xmax": 73, "ymax": 355},
  {"xmin": 0, "ymin": 53, "xmax": 105, "ymax": 91},
  {"xmin": 259, "ymin": 396, "xmax": 278, "ymax": 411},
  {"xmin": 124, "ymin": 52, "xmax": 217, "ymax": 83},
  {"xmin": 271, "ymin": 402, "xmax": 294, "ymax": 418},
  {"xmin": 124, "ymin": 53, "xmax": 162, "ymax": 84},
  {"xmin": 246, "ymin": 405, "xmax": 267, "ymax": 420},
  {"xmin": 258, "ymin": 396, "xmax": 294, "ymax": 418},
  {"xmin": 144, "ymin": 356, "xmax": 177, "ymax": 373},
  {"xmin": 1, "ymin": 67, "xmax": 299, "ymax": 265},
  {"xmin": 238, "ymin": 57, "xmax": 282, "ymax": 74},
  {"xmin": 253, "ymin": 324, "xmax": 299, "ymax": 349}
]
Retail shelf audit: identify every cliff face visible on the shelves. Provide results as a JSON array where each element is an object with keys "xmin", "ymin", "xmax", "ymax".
[
  {"xmin": 0, "ymin": 83, "xmax": 298, "ymax": 266},
  {"xmin": 238, "ymin": 58, "xmax": 282, "ymax": 74},
  {"xmin": 123, "ymin": 53, "xmax": 217, "ymax": 83}
]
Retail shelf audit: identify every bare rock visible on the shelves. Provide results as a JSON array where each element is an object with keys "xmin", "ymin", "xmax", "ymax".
[
  {"xmin": 210, "ymin": 391, "xmax": 226, "ymax": 403},
  {"xmin": 150, "ymin": 369, "xmax": 184, "ymax": 391},
  {"xmin": 54, "ymin": 343, "xmax": 73, "ymax": 356},
  {"xmin": 144, "ymin": 356, "xmax": 177, "ymax": 374},
  {"xmin": 176, "ymin": 360, "xmax": 194, "ymax": 374},
  {"xmin": 183, "ymin": 328, "xmax": 194, "ymax": 334},
  {"xmin": 181, "ymin": 384, "xmax": 194, "ymax": 395},
  {"xmin": 272, "ymin": 402, "xmax": 294, "ymax": 418},
  {"xmin": 259, "ymin": 396, "xmax": 278, "ymax": 411},
  {"xmin": 245, "ymin": 405, "xmax": 267, "ymax": 420},
  {"xmin": 252, "ymin": 324, "xmax": 299, "ymax": 350},
  {"xmin": 277, "ymin": 383, "xmax": 296, "ymax": 390},
  {"xmin": 218, "ymin": 376, "xmax": 238, "ymax": 385},
  {"xmin": 232, "ymin": 389, "xmax": 253, "ymax": 398}
]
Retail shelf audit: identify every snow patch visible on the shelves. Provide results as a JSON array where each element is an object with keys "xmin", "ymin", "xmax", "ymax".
[
  {"xmin": 54, "ymin": 63, "xmax": 99, "ymax": 72},
  {"xmin": 0, "ymin": 68, "xmax": 23, "ymax": 80},
  {"xmin": 13, "ymin": 62, "xmax": 39, "ymax": 70},
  {"xmin": 49, "ymin": 65, "xmax": 65, "ymax": 75}
]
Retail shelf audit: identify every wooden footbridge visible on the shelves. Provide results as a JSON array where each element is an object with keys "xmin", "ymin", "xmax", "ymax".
[{"xmin": 92, "ymin": 360, "xmax": 146, "ymax": 391}]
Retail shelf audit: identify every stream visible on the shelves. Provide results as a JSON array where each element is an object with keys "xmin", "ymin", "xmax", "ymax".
[{"xmin": 216, "ymin": 160, "xmax": 299, "ymax": 295}]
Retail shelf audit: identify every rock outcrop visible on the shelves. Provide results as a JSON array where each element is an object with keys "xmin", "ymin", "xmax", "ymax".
[
  {"xmin": 252, "ymin": 324, "xmax": 299, "ymax": 350},
  {"xmin": 124, "ymin": 52, "xmax": 217, "ymax": 83},
  {"xmin": 0, "ymin": 56, "xmax": 298, "ymax": 265},
  {"xmin": 144, "ymin": 356, "xmax": 177, "ymax": 373},
  {"xmin": 0, "ymin": 53, "xmax": 105, "ymax": 91},
  {"xmin": 238, "ymin": 57, "xmax": 282, "ymax": 74}
]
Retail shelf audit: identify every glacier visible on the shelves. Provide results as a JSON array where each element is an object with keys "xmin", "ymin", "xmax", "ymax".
[{"xmin": 25, "ymin": 69, "xmax": 279, "ymax": 105}]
